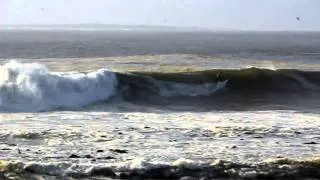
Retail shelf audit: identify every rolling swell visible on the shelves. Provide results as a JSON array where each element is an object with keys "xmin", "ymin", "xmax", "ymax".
[
  {"xmin": 119, "ymin": 68, "xmax": 320, "ymax": 93},
  {"xmin": 117, "ymin": 68, "xmax": 320, "ymax": 111},
  {"xmin": 0, "ymin": 60, "xmax": 319, "ymax": 112}
]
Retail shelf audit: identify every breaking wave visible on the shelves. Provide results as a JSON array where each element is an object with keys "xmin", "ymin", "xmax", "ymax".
[
  {"xmin": 1, "ymin": 158, "xmax": 320, "ymax": 179},
  {"xmin": 0, "ymin": 61, "xmax": 319, "ymax": 112},
  {"xmin": 122, "ymin": 68, "xmax": 320, "ymax": 93},
  {"xmin": 0, "ymin": 61, "xmax": 117, "ymax": 112}
]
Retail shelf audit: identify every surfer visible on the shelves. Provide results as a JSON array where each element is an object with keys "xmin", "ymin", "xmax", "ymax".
[{"xmin": 216, "ymin": 71, "xmax": 224, "ymax": 82}]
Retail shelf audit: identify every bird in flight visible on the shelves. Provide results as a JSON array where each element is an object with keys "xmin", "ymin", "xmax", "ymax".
[{"xmin": 296, "ymin": 17, "xmax": 300, "ymax": 21}]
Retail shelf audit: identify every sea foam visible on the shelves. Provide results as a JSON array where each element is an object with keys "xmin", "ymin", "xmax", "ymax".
[{"xmin": 0, "ymin": 61, "xmax": 117, "ymax": 112}]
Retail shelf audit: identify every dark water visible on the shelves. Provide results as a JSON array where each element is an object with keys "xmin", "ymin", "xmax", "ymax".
[
  {"xmin": 116, "ymin": 68, "xmax": 320, "ymax": 112},
  {"xmin": 0, "ymin": 30, "xmax": 320, "ymax": 59}
]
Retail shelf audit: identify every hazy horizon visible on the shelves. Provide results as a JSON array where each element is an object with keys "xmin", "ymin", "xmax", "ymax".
[
  {"xmin": 1, "ymin": 0, "xmax": 320, "ymax": 31},
  {"xmin": 1, "ymin": 24, "xmax": 320, "ymax": 32}
]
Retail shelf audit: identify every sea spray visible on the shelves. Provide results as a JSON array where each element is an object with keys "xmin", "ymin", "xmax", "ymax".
[{"xmin": 0, "ymin": 61, "xmax": 117, "ymax": 112}]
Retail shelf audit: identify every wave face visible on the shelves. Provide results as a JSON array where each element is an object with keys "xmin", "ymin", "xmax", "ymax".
[
  {"xmin": 125, "ymin": 68, "xmax": 320, "ymax": 93},
  {"xmin": 0, "ymin": 61, "xmax": 319, "ymax": 112},
  {"xmin": 0, "ymin": 61, "xmax": 117, "ymax": 112},
  {"xmin": 136, "ymin": 75, "xmax": 227, "ymax": 97},
  {"xmin": 117, "ymin": 68, "xmax": 320, "ymax": 111},
  {"xmin": 117, "ymin": 68, "xmax": 320, "ymax": 98}
]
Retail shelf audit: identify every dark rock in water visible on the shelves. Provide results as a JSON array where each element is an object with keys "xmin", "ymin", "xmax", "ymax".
[
  {"xmin": 118, "ymin": 132, "xmax": 123, "ymax": 135},
  {"xmin": 23, "ymin": 168, "xmax": 36, "ymax": 174},
  {"xmin": 97, "ymin": 156, "xmax": 115, "ymax": 160},
  {"xmin": 144, "ymin": 126, "xmax": 150, "ymax": 129},
  {"xmin": 0, "ymin": 148, "xmax": 11, "ymax": 150},
  {"xmin": 110, "ymin": 149, "xmax": 128, "ymax": 153},
  {"xmin": 97, "ymin": 149, "xmax": 104, "ymax": 153},
  {"xmin": 69, "ymin": 154, "xmax": 81, "ymax": 158},
  {"xmin": 0, "ymin": 173, "xmax": 5, "ymax": 180},
  {"xmin": 66, "ymin": 171, "xmax": 88, "ymax": 179},
  {"xmin": 24, "ymin": 164, "xmax": 42, "ymax": 173},
  {"xmin": 143, "ymin": 167, "xmax": 174, "ymax": 179},
  {"xmin": 100, "ymin": 135, "xmax": 107, "ymax": 138},
  {"xmin": 26, "ymin": 149, "xmax": 31, "ymax": 151},
  {"xmin": 84, "ymin": 154, "xmax": 94, "ymax": 159},
  {"xmin": 202, "ymin": 133, "xmax": 211, "ymax": 137},
  {"xmin": 253, "ymin": 136, "xmax": 263, "ymax": 139},
  {"xmin": 298, "ymin": 166, "xmax": 320, "ymax": 178},
  {"xmin": 104, "ymin": 156, "xmax": 116, "ymax": 159},
  {"xmin": 90, "ymin": 167, "xmax": 116, "ymax": 177},
  {"xmin": 119, "ymin": 167, "xmax": 176, "ymax": 179},
  {"xmin": 243, "ymin": 131, "xmax": 254, "ymax": 135},
  {"xmin": 119, "ymin": 171, "xmax": 139, "ymax": 179},
  {"xmin": 294, "ymin": 131, "xmax": 302, "ymax": 134},
  {"xmin": 304, "ymin": 141, "xmax": 318, "ymax": 145},
  {"xmin": 119, "ymin": 172, "xmax": 130, "ymax": 179},
  {"xmin": 231, "ymin": 146, "xmax": 237, "ymax": 149}
]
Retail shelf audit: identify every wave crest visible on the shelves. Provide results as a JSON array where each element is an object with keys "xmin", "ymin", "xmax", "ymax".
[
  {"xmin": 0, "ymin": 61, "xmax": 319, "ymax": 112},
  {"xmin": 0, "ymin": 61, "xmax": 117, "ymax": 112}
]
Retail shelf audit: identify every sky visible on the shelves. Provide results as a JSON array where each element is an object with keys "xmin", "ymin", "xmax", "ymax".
[{"xmin": 1, "ymin": 0, "xmax": 320, "ymax": 31}]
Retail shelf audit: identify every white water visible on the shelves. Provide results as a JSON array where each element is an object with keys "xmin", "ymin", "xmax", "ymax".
[
  {"xmin": 0, "ymin": 110, "xmax": 319, "ymax": 177},
  {"xmin": 0, "ymin": 61, "xmax": 230, "ymax": 112},
  {"xmin": 0, "ymin": 61, "xmax": 117, "ymax": 112}
]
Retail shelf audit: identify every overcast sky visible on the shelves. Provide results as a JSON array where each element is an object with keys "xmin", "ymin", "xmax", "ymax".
[{"xmin": 1, "ymin": 0, "xmax": 319, "ymax": 31}]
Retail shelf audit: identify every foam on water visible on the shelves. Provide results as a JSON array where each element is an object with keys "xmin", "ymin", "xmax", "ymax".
[
  {"xmin": 0, "ymin": 61, "xmax": 117, "ymax": 112},
  {"xmin": 2, "ymin": 157, "xmax": 320, "ymax": 179},
  {"xmin": 156, "ymin": 80, "xmax": 227, "ymax": 97},
  {"xmin": 1, "ymin": 110, "xmax": 319, "ymax": 179}
]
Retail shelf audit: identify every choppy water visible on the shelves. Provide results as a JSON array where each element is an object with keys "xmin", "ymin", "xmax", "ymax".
[{"xmin": 0, "ymin": 30, "xmax": 319, "ymax": 179}]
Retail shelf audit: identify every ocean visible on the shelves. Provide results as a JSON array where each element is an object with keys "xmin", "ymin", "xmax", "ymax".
[{"xmin": 0, "ymin": 29, "xmax": 319, "ymax": 179}]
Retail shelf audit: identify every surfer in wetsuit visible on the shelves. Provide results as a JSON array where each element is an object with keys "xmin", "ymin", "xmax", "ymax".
[{"xmin": 216, "ymin": 71, "xmax": 224, "ymax": 82}]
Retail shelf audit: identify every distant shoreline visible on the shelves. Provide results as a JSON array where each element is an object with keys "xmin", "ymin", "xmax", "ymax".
[
  {"xmin": 0, "ymin": 24, "xmax": 319, "ymax": 32},
  {"xmin": 0, "ymin": 24, "xmax": 211, "ymax": 32}
]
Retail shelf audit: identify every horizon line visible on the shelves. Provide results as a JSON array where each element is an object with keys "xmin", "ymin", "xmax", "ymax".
[{"xmin": 0, "ymin": 23, "xmax": 319, "ymax": 32}]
